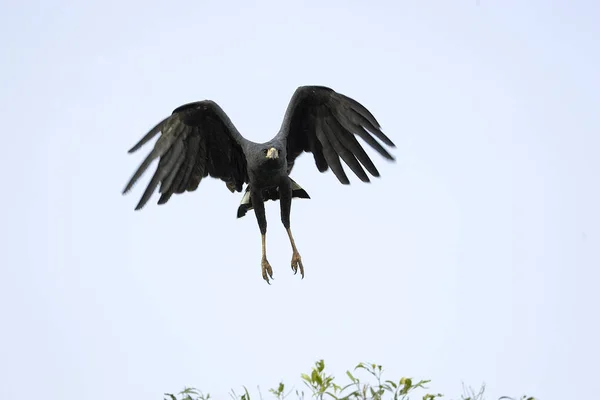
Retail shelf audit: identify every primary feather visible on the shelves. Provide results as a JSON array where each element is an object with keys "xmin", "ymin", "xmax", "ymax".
[{"xmin": 123, "ymin": 100, "xmax": 248, "ymax": 210}]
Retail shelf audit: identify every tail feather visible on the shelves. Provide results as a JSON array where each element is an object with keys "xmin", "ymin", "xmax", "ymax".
[{"xmin": 237, "ymin": 179, "xmax": 310, "ymax": 218}]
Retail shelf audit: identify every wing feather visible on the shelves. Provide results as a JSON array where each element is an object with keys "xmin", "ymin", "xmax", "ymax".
[
  {"xmin": 160, "ymin": 140, "xmax": 187, "ymax": 194},
  {"xmin": 323, "ymin": 114, "xmax": 369, "ymax": 182},
  {"xmin": 123, "ymin": 101, "xmax": 249, "ymax": 210},
  {"xmin": 333, "ymin": 109, "xmax": 394, "ymax": 160},
  {"xmin": 277, "ymin": 86, "xmax": 395, "ymax": 184},
  {"xmin": 177, "ymin": 133, "xmax": 202, "ymax": 192},
  {"xmin": 127, "ymin": 117, "xmax": 169, "ymax": 153},
  {"xmin": 305, "ymin": 116, "xmax": 328, "ymax": 172},
  {"xmin": 327, "ymin": 114, "xmax": 379, "ymax": 177},
  {"xmin": 338, "ymin": 94, "xmax": 383, "ymax": 132},
  {"xmin": 315, "ymin": 114, "xmax": 349, "ymax": 184}
]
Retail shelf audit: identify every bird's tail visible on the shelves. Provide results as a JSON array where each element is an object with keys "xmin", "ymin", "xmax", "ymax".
[{"xmin": 236, "ymin": 179, "xmax": 310, "ymax": 219}]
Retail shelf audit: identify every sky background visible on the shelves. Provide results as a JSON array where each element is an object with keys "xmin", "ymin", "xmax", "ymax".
[{"xmin": 1, "ymin": 1, "xmax": 598, "ymax": 399}]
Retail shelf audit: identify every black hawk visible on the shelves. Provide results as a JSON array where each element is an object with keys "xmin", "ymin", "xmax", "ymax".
[{"xmin": 123, "ymin": 85, "xmax": 396, "ymax": 283}]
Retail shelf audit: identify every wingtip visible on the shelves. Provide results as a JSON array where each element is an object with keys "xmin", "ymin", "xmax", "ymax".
[
  {"xmin": 134, "ymin": 198, "xmax": 147, "ymax": 211},
  {"xmin": 380, "ymin": 137, "xmax": 396, "ymax": 149},
  {"xmin": 382, "ymin": 151, "xmax": 396, "ymax": 162},
  {"xmin": 370, "ymin": 169, "xmax": 381, "ymax": 178},
  {"xmin": 127, "ymin": 141, "xmax": 145, "ymax": 153},
  {"xmin": 122, "ymin": 180, "xmax": 136, "ymax": 195}
]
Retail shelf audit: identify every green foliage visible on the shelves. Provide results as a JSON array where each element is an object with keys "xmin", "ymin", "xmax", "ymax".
[
  {"xmin": 165, "ymin": 387, "xmax": 210, "ymax": 400},
  {"xmin": 164, "ymin": 360, "xmax": 536, "ymax": 400}
]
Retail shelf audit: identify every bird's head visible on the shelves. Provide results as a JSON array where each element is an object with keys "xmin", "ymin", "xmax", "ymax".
[{"xmin": 264, "ymin": 147, "xmax": 280, "ymax": 160}]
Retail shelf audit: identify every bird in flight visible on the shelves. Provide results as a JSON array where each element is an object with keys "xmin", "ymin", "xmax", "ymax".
[{"xmin": 123, "ymin": 85, "xmax": 396, "ymax": 284}]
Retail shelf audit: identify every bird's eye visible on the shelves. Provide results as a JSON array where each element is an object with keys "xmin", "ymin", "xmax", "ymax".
[{"xmin": 263, "ymin": 149, "xmax": 268, "ymax": 154}]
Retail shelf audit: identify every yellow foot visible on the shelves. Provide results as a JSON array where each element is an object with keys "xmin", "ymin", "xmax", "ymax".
[
  {"xmin": 261, "ymin": 257, "xmax": 274, "ymax": 284},
  {"xmin": 291, "ymin": 251, "xmax": 304, "ymax": 279}
]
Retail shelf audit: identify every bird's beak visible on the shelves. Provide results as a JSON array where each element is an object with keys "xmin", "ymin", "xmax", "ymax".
[{"xmin": 266, "ymin": 147, "xmax": 279, "ymax": 159}]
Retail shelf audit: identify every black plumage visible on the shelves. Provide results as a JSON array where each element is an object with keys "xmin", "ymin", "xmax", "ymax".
[{"xmin": 123, "ymin": 85, "xmax": 396, "ymax": 283}]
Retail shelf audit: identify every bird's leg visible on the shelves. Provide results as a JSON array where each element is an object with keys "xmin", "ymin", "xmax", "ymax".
[
  {"xmin": 286, "ymin": 227, "xmax": 304, "ymax": 278},
  {"xmin": 252, "ymin": 189, "xmax": 273, "ymax": 284},
  {"xmin": 260, "ymin": 232, "xmax": 273, "ymax": 283},
  {"xmin": 279, "ymin": 178, "xmax": 304, "ymax": 279}
]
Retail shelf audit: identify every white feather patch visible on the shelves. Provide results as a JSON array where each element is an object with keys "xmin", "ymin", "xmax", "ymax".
[{"xmin": 240, "ymin": 190, "xmax": 251, "ymax": 205}]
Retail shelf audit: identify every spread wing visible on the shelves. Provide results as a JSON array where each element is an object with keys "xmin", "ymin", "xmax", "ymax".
[
  {"xmin": 123, "ymin": 100, "xmax": 249, "ymax": 210},
  {"xmin": 277, "ymin": 85, "xmax": 395, "ymax": 184}
]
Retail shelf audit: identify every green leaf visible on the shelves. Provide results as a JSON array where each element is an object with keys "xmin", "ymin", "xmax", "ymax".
[
  {"xmin": 370, "ymin": 386, "xmax": 377, "ymax": 398},
  {"xmin": 314, "ymin": 371, "xmax": 323, "ymax": 386},
  {"xmin": 385, "ymin": 380, "xmax": 397, "ymax": 389},
  {"xmin": 346, "ymin": 371, "xmax": 357, "ymax": 383},
  {"xmin": 316, "ymin": 359, "xmax": 325, "ymax": 372}
]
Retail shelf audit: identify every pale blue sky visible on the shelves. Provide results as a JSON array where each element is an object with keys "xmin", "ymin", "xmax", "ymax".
[{"xmin": 1, "ymin": 1, "xmax": 598, "ymax": 399}]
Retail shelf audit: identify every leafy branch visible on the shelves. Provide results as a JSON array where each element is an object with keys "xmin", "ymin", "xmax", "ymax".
[{"xmin": 164, "ymin": 360, "xmax": 536, "ymax": 400}]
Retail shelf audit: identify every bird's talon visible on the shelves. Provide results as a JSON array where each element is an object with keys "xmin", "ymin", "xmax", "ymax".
[
  {"xmin": 261, "ymin": 258, "xmax": 273, "ymax": 284},
  {"xmin": 291, "ymin": 252, "xmax": 304, "ymax": 279}
]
